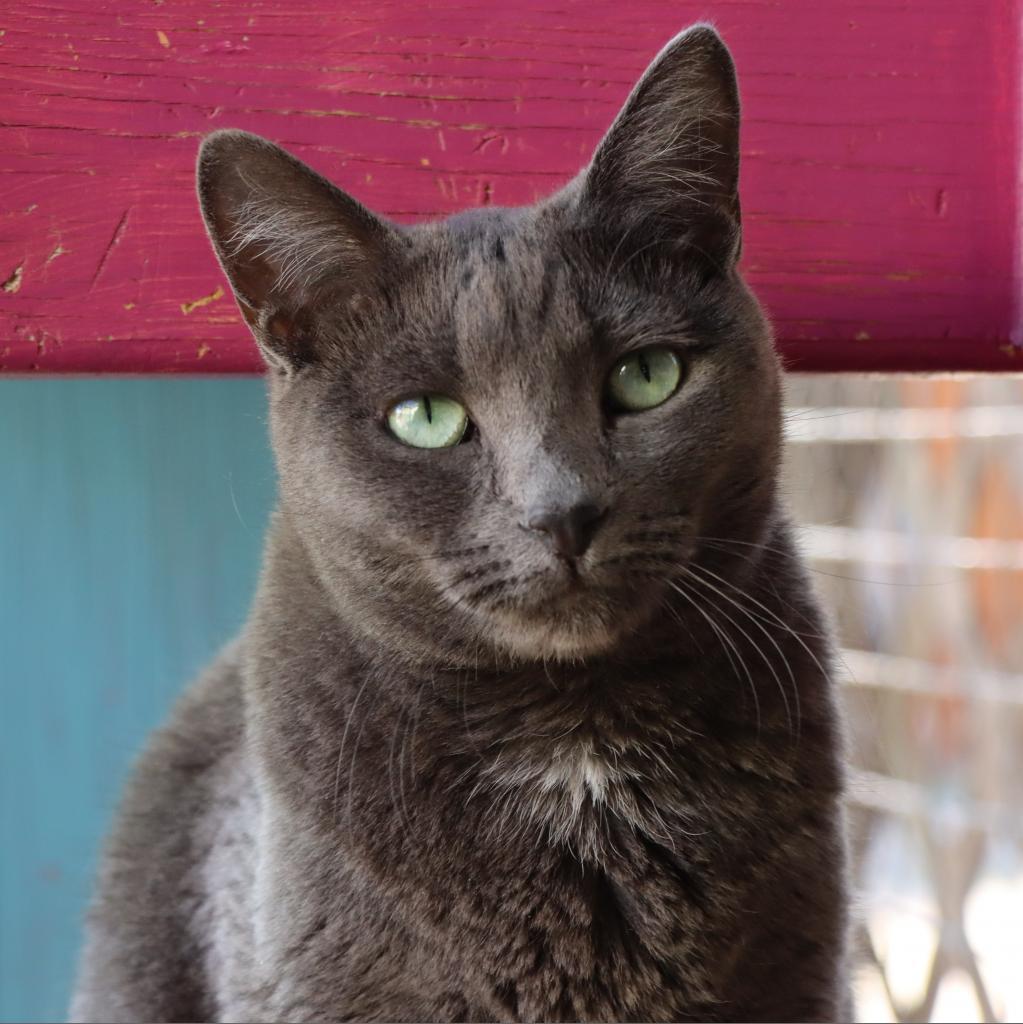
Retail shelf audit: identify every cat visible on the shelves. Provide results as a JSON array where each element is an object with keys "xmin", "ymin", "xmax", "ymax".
[{"xmin": 71, "ymin": 24, "xmax": 851, "ymax": 1022}]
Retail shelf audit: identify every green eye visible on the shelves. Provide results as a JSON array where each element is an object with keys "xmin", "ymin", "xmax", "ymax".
[
  {"xmin": 387, "ymin": 394, "xmax": 469, "ymax": 449},
  {"xmin": 607, "ymin": 347, "xmax": 682, "ymax": 412}
]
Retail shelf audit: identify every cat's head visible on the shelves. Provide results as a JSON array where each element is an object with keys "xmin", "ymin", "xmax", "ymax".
[{"xmin": 197, "ymin": 25, "xmax": 781, "ymax": 665}]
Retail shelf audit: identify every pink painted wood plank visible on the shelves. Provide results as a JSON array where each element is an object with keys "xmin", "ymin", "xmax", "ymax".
[{"xmin": 0, "ymin": 0, "xmax": 1020, "ymax": 374}]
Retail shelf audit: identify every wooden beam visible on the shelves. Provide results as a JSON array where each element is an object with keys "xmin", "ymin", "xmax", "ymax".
[{"xmin": 1, "ymin": 1, "xmax": 1020, "ymax": 373}]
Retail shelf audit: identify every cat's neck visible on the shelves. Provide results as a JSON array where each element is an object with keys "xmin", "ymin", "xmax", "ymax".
[{"xmin": 240, "ymin": 505, "xmax": 827, "ymax": 865}]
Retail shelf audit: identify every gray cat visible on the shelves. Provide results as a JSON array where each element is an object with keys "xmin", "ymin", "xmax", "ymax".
[{"xmin": 71, "ymin": 24, "xmax": 850, "ymax": 1022}]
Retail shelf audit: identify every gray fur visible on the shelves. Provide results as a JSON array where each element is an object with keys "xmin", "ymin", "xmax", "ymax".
[{"xmin": 72, "ymin": 25, "xmax": 850, "ymax": 1022}]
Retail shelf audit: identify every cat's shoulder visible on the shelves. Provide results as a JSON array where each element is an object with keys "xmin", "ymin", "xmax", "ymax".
[
  {"xmin": 106, "ymin": 637, "xmax": 249, "ymax": 869},
  {"xmin": 140, "ymin": 637, "xmax": 246, "ymax": 781},
  {"xmin": 70, "ymin": 642, "xmax": 251, "ymax": 1020}
]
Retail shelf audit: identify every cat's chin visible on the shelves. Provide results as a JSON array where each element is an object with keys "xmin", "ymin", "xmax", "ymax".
[
  {"xmin": 492, "ymin": 616, "xmax": 621, "ymax": 661},
  {"xmin": 486, "ymin": 597, "xmax": 645, "ymax": 662}
]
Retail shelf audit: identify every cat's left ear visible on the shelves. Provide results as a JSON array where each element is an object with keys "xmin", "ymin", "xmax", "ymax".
[
  {"xmin": 197, "ymin": 130, "xmax": 399, "ymax": 372},
  {"xmin": 578, "ymin": 25, "xmax": 742, "ymax": 270}
]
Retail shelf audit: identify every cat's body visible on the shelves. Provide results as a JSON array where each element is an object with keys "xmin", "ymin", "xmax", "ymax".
[{"xmin": 72, "ymin": 26, "xmax": 850, "ymax": 1022}]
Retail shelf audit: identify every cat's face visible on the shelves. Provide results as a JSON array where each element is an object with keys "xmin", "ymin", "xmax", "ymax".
[{"xmin": 198, "ymin": 25, "xmax": 781, "ymax": 663}]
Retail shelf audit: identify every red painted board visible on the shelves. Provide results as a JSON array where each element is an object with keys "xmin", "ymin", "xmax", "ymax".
[{"xmin": 0, "ymin": 1, "xmax": 1020, "ymax": 374}]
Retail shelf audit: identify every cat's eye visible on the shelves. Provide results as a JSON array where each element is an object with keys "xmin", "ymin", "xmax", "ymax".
[
  {"xmin": 386, "ymin": 394, "xmax": 469, "ymax": 449},
  {"xmin": 606, "ymin": 346, "xmax": 682, "ymax": 413}
]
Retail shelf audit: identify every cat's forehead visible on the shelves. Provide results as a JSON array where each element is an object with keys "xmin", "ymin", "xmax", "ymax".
[
  {"xmin": 425, "ymin": 207, "xmax": 593, "ymax": 382},
  {"xmin": 439, "ymin": 205, "xmax": 549, "ymax": 288},
  {"xmin": 442, "ymin": 205, "xmax": 519, "ymax": 247}
]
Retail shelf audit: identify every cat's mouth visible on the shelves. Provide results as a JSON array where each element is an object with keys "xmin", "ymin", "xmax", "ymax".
[{"xmin": 436, "ymin": 539, "xmax": 677, "ymax": 660}]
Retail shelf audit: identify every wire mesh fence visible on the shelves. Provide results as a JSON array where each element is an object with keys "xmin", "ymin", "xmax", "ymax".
[{"xmin": 784, "ymin": 374, "xmax": 1023, "ymax": 1024}]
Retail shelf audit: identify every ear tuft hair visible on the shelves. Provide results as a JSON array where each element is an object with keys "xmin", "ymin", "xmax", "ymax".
[
  {"xmin": 196, "ymin": 130, "xmax": 397, "ymax": 370},
  {"xmin": 580, "ymin": 25, "xmax": 742, "ymax": 270}
]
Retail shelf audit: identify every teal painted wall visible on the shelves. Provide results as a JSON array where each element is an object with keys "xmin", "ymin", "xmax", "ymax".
[{"xmin": 0, "ymin": 379, "xmax": 276, "ymax": 1022}]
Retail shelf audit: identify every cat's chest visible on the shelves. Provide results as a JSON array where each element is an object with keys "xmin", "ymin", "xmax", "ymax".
[
  {"xmin": 475, "ymin": 726, "xmax": 715, "ymax": 855},
  {"xmin": 242, "ymin": 731, "xmax": 780, "ymax": 1021},
  {"xmin": 452, "ymin": 802, "xmax": 738, "ymax": 1022}
]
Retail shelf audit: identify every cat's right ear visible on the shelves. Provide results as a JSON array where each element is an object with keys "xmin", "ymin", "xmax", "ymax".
[
  {"xmin": 576, "ymin": 25, "xmax": 742, "ymax": 273},
  {"xmin": 196, "ymin": 130, "xmax": 398, "ymax": 373}
]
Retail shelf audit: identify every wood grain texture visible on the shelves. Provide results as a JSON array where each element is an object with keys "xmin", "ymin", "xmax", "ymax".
[{"xmin": 0, "ymin": 0, "xmax": 1020, "ymax": 373}]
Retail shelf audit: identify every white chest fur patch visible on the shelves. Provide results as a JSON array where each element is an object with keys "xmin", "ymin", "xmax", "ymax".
[
  {"xmin": 480, "ymin": 737, "xmax": 654, "ymax": 853},
  {"xmin": 539, "ymin": 744, "xmax": 615, "ymax": 810}
]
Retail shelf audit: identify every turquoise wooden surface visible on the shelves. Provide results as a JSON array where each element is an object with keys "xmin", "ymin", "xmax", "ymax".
[{"xmin": 0, "ymin": 379, "xmax": 275, "ymax": 1022}]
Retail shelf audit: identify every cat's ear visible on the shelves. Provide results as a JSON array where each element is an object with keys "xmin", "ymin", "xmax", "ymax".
[
  {"xmin": 579, "ymin": 25, "xmax": 742, "ymax": 271},
  {"xmin": 197, "ymin": 130, "xmax": 397, "ymax": 372}
]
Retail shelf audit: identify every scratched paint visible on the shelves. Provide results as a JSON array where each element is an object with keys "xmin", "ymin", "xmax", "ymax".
[
  {"xmin": 0, "ymin": 0, "xmax": 1019, "ymax": 372},
  {"xmin": 180, "ymin": 284, "xmax": 224, "ymax": 315}
]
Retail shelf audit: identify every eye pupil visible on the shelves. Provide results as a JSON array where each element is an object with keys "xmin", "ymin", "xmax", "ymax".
[
  {"xmin": 386, "ymin": 394, "xmax": 468, "ymax": 448},
  {"xmin": 606, "ymin": 346, "xmax": 682, "ymax": 413}
]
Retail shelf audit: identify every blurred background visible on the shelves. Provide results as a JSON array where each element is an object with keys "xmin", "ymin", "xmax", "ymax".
[
  {"xmin": 1, "ymin": 372, "xmax": 1020, "ymax": 1021},
  {"xmin": 785, "ymin": 374, "xmax": 1023, "ymax": 1023}
]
